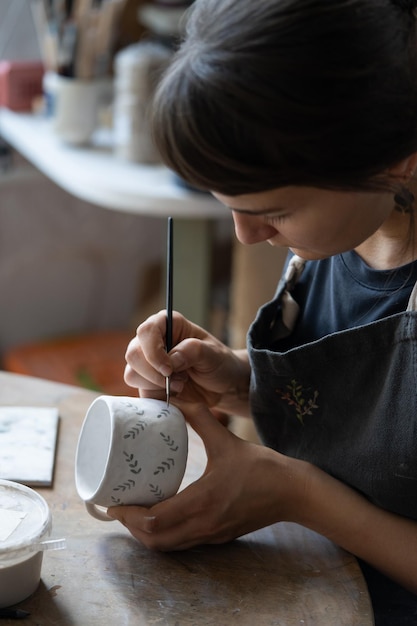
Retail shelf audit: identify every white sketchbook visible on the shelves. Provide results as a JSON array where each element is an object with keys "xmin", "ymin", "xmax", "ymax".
[{"xmin": 0, "ymin": 407, "xmax": 59, "ymax": 487}]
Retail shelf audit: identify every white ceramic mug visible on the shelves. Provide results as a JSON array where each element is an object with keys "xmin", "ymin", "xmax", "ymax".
[
  {"xmin": 51, "ymin": 74, "xmax": 112, "ymax": 144},
  {"xmin": 75, "ymin": 396, "xmax": 188, "ymax": 521}
]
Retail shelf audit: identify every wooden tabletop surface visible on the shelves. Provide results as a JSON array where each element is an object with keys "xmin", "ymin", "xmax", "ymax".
[{"xmin": 0, "ymin": 372, "xmax": 374, "ymax": 625}]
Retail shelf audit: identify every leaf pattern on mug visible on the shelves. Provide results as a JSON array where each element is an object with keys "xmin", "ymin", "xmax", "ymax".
[
  {"xmin": 157, "ymin": 408, "xmax": 170, "ymax": 419},
  {"xmin": 160, "ymin": 432, "xmax": 179, "ymax": 451},
  {"xmin": 124, "ymin": 420, "xmax": 146, "ymax": 439},
  {"xmin": 153, "ymin": 457, "xmax": 175, "ymax": 475},
  {"xmin": 123, "ymin": 451, "xmax": 142, "ymax": 474},
  {"xmin": 111, "ymin": 496, "xmax": 124, "ymax": 505},
  {"xmin": 122, "ymin": 400, "xmax": 145, "ymax": 417},
  {"xmin": 149, "ymin": 483, "xmax": 164, "ymax": 501},
  {"xmin": 113, "ymin": 479, "xmax": 136, "ymax": 492}
]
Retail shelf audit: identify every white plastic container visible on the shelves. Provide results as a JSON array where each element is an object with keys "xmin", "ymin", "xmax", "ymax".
[{"xmin": 0, "ymin": 479, "xmax": 64, "ymax": 607}]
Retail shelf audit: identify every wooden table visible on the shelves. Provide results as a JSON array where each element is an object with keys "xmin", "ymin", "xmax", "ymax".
[{"xmin": 0, "ymin": 372, "xmax": 374, "ymax": 625}]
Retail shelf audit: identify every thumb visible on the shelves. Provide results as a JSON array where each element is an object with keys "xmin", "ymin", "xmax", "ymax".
[{"xmin": 174, "ymin": 401, "xmax": 232, "ymax": 454}]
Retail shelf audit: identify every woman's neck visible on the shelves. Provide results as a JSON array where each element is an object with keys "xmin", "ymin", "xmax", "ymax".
[
  {"xmin": 355, "ymin": 209, "xmax": 417, "ymax": 270},
  {"xmin": 354, "ymin": 180, "xmax": 417, "ymax": 270}
]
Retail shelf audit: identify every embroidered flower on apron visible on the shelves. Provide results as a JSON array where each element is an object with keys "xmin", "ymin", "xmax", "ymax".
[{"xmin": 276, "ymin": 379, "xmax": 319, "ymax": 425}]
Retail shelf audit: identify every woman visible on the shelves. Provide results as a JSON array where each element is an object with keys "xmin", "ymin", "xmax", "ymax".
[{"xmin": 109, "ymin": 1, "xmax": 417, "ymax": 622}]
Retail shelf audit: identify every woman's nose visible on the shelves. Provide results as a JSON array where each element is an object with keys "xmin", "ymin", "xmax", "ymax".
[{"xmin": 232, "ymin": 212, "xmax": 277, "ymax": 244}]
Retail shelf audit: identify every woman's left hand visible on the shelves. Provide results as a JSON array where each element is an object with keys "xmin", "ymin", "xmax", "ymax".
[
  {"xmin": 107, "ymin": 401, "xmax": 305, "ymax": 551},
  {"xmin": 107, "ymin": 401, "xmax": 417, "ymax": 595}
]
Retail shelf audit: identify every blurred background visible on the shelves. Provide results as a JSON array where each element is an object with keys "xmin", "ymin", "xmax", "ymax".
[{"xmin": 0, "ymin": 0, "xmax": 282, "ymax": 433}]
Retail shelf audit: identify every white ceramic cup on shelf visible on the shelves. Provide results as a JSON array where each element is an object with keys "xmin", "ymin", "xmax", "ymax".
[
  {"xmin": 75, "ymin": 396, "xmax": 188, "ymax": 522},
  {"xmin": 50, "ymin": 74, "xmax": 112, "ymax": 145}
]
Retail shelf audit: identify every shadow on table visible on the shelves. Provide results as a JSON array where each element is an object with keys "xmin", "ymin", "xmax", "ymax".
[
  {"xmin": 9, "ymin": 581, "xmax": 77, "ymax": 626},
  {"xmin": 95, "ymin": 527, "xmax": 366, "ymax": 626}
]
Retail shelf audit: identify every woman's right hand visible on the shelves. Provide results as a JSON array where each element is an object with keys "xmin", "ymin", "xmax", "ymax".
[{"xmin": 124, "ymin": 310, "xmax": 251, "ymax": 412}]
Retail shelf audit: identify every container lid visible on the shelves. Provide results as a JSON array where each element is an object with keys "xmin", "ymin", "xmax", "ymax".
[{"xmin": 0, "ymin": 480, "xmax": 51, "ymax": 562}]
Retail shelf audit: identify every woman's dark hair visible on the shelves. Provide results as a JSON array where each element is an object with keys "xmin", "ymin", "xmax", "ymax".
[{"xmin": 151, "ymin": 0, "xmax": 417, "ymax": 195}]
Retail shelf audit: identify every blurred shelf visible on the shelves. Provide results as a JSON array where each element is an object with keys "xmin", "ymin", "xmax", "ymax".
[
  {"xmin": 0, "ymin": 108, "xmax": 229, "ymax": 327},
  {"xmin": 0, "ymin": 108, "xmax": 225, "ymax": 218}
]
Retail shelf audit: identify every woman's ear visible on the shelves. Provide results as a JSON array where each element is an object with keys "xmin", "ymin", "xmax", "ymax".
[{"xmin": 389, "ymin": 152, "xmax": 417, "ymax": 180}]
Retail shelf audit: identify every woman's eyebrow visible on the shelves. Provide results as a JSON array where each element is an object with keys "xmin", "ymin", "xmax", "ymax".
[{"xmin": 225, "ymin": 205, "xmax": 285, "ymax": 216}]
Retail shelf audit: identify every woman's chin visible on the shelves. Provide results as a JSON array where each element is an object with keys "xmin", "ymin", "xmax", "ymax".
[{"xmin": 289, "ymin": 247, "xmax": 331, "ymax": 261}]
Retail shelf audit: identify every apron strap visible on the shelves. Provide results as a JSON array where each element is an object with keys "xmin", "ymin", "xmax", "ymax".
[
  {"xmin": 406, "ymin": 280, "xmax": 417, "ymax": 312},
  {"xmin": 279, "ymin": 254, "xmax": 306, "ymax": 333},
  {"xmin": 284, "ymin": 254, "xmax": 306, "ymax": 289}
]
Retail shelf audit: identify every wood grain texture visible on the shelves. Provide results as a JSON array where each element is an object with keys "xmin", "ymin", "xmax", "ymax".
[{"xmin": 0, "ymin": 372, "xmax": 374, "ymax": 626}]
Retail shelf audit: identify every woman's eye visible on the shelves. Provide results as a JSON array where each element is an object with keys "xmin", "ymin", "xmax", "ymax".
[{"xmin": 267, "ymin": 213, "xmax": 289, "ymax": 224}]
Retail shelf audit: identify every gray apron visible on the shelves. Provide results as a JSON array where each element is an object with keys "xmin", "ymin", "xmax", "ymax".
[
  {"xmin": 248, "ymin": 254, "xmax": 417, "ymax": 519},
  {"xmin": 247, "ymin": 255, "xmax": 417, "ymax": 623}
]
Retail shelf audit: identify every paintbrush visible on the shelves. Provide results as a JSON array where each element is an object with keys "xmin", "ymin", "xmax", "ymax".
[{"xmin": 165, "ymin": 216, "xmax": 173, "ymax": 406}]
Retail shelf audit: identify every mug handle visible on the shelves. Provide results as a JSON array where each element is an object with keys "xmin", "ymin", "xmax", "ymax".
[{"xmin": 85, "ymin": 502, "xmax": 114, "ymax": 522}]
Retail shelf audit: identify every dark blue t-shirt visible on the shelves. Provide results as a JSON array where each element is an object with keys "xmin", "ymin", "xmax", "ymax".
[{"xmin": 275, "ymin": 250, "xmax": 417, "ymax": 350}]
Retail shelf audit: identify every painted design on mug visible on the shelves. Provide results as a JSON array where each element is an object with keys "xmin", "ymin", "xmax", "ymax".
[
  {"xmin": 124, "ymin": 421, "xmax": 146, "ymax": 439},
  {"xmin": 160, "ymin": 432, "xmax": 179, "ymax": 451},
  {"xmin": 149, "ymin": 483, "xmax": 164, "ymax": 501},
  {"xmin": 110, "ymin": 495, "xmax": 124, "ymax": 505},
  {"xmin": 121, "ymin": 401, "xmax": 145, "ymax": 416},
  {"xmin": 153, "ymin": 457, "xmax": 175, "ymax": 475},
  {"xmin": 113, "ymin": 478, "xmax": 136, "ymax": 492},
  {"xmin": 123, "ymin": 451, "xmax": 142, "ymax": 474},
  {"xmin": 157, "ymin": 408, "xmax": 170, "ymax": 419}
]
